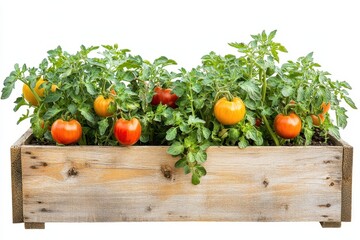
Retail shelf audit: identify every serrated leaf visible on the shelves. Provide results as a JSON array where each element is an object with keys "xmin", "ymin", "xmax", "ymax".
[
  {"xmin": 188, "ymin": 115, "xmax": 205, "ymax": 125},
  {"xmin": 192, "ymin": 83, "xmax": 202, "ymax": 93},
  {"xmin": 281, "ymin": 85, "xmax": 293, "ymax": 97},
  {"xmin": 79, "ymin": 107, "xmax": 96, "ymax": 124},
  {"xmin": 343, "ymin": 96, "xmax": 357, "ymax": 109},
  {"xmin": 240, "ymin": 81, "xmax": 261, "ymax": 100},
  {"xmin": 335, "ymin": 107, "xmax": 348, "ymax": 128},
  {"xmin": 67, "ymin": 104, "xmax": 77, "ymax": 114},
  {"xmin": 43, "ymin": 106, "xmax": 62, "ymax": 120},
  {"xmin": 268, "ymin": 30, "xmax": 277, "ymax": 41},
  {"xmin": 175, "ymin": 158, "xmax": 187, "ymax": 168},
  {"xmin": 1, "ymin": 76, "xmax": 16, "ymax": 99},
  {"xmin": 167, "ymin": 141, "xmax": 184, "ymax": 155},
  {"xmin": 166, "ymin": 127, "xmax": 177, "ymax": 141},
  {"xmin": 13, "ymin": 97, "xmax": 27, "ymax": 112},
  {"xmin": 85, "ymin": 83, "xmax": 97, "ymax": 95},
  {"xmin": 202, "ymin": 127, "xmax": 211, "ymax": 139},
  {"xmin": 278, "ymin": 45, "xmax": 288, "ymax": 53},
  {"xmin": 196, "ymin": 150, "xmax": 207, "ymax": 163},
  {"xmin": 44, "ymin": 92, "xmax": 62, "ymax": 103},
  {"xmin": 60, "ymin": 69, "xmax": 72, "ymax": 79},
  {"xmin": 195, "ymin": 165, "xmax": 207, "ymax": 176},
  {"xmin": 329, "ymin": 125, "xmax": 340, "ymax": 139},
  {"xmin": 98, "ymin": 118, "xmax": 109, "ymax": 135},
  {"xmin": 238, "ymin": 136, "xmax": 249, "ymax": 148}
]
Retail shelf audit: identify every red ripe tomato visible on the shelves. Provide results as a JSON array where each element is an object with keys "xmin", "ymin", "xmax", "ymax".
[
  {"xmin": 151, "ymin": 87, "xmax": 178, "ymax": 108},
  {"xmin": 51, "ymin": 119, "xmax": 82, "ymax": 145},
  {"xmin": 114, "ymin": 118, "xmax": 142, "ymax": 146},
  {"xmin": 274, "ymin": 113, "xmax": 302, "ymax": 139},
  {"xmin": 214, "ymin": 97, "xmax": 246, "ymax": 125},
  {"xmin": 255, "ymin": 118, "xmax": 262, "ymax": 127}
]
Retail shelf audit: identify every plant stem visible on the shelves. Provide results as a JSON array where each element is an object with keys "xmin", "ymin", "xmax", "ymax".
[
  {"xmin": 262, "ymin": 114, "xmax": 280, "ymax": 146},
  {"xmin": 260, "ymin": 69, "xmax": 266, "ymax": 102}
]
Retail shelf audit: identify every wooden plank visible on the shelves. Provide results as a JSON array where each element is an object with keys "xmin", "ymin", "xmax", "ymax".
[
  {"xmin": 10, "ymin": 129, "xmax": 33, "ymax": 223},
  {"xmin": 340, "ymin": 140, "xmax": 353, "ymax": 222},
  {"xmin": 21, "ymin": 145, "xmax": 343, "ymax": 223},
  {"xmin": 320, "ymin": 221, "xmax": 341, "ymax": 228},
  {"xmin": 24, "ymin": 222, "xmax": 45, "ymax": 229}
]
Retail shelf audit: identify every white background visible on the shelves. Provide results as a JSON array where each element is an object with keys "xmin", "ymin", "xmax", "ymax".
[{"xmin": 0, "ymin": 0, "xmax": 359, "ymax": 239}]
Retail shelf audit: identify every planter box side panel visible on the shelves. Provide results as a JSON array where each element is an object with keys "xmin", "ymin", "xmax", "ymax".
[{"xmin": 21, "ymin": 145, "xmax": 343, "ymax": 223}]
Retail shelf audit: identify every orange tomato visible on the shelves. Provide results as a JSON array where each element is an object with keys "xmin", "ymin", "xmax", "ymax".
[
  {"xmin": 321, "ymin": 102, "xmax": 330, "ymax": 114},
  {"xmin": 274, "ymin": 113, "xmax": 302, "ymax": 139},
  {"xmin": 51, "ymin": 119, "xmax": 82, "ymax": 145},
  {"xmin": 214, "ymin": 97, "xmax": 246, "ymax": 125},
  {"xmin": 311, "ymin": 114, "xmax": 325, "ymax": 126},
  {"xmin": 94, "ymin": 95, "xmax": 115, "ymax": 117}
]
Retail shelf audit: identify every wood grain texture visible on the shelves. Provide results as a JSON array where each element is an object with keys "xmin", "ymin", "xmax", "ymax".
[
  {"xmin": 340, "ymin": 140, "xmax": 353, "ymax": 222},
  {"xmin": 24, "ymin": 222, "xmax": 45, "ymax": 229},
  {"xmin": 10, "ymin": 129, "xmax": 33, "ymax": 223},
  {"xmin": 21, "ymin": 144, "xmax": 344, "ymax": 223},
  {"xmin": 320, "ymin": 221, "xmax": 341, "ymax": 228}
]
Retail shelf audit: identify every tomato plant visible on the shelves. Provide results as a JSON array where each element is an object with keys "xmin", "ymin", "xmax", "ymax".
[
  {"xmin": 51, "ymin": 119, "xmax": 82, "ymax": 145},
  {"xmin": 114, "ymin": 118, "xmax": 142, "ymax": 145},
  {"xmin": 1, "ymin": 31, "xmax": 357, "ymax": 184}
]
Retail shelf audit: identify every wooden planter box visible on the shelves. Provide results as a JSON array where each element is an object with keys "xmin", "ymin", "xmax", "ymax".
[{"xmin": 11, "ymin": 129, "xmax": 353, "ymax": 229}]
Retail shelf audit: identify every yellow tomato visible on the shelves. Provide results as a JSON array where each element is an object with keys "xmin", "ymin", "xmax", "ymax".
[
  {"xmin": 214, "ymin": 97, "xmax": 246, "ymax": 125},
  {"xmin": 94, "ymin": 95, "xmax": 115, "ymax": 117},
  {"xmin": 22, "ymin": 77, "xmax": 47, "ymax": 106}
]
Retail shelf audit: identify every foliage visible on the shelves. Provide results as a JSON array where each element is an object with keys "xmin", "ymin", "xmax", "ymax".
[{"xmin": 1, "ymin": 31, "xmax": 356, "ymax": 184}]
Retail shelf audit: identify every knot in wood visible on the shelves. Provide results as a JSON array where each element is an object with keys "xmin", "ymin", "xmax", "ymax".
[
  {"xmin": 161, "ymin": 165, "xmax": 173, "ymax": 180},
  {"xmin": 68, "ymin": 167, "xmax": 78, "ymax": 177},
  {"xmin": 262, "ymin": 178, "xmax": 269, "ymax": 188}
]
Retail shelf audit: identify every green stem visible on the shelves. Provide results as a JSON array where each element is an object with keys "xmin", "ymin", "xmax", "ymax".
[
  {"xmin": 188, "ymin": 83, "xmax": 195, "ymax": 117},
  {"xmin": 260, "ymin": 69, "xmax": 266, "ymax": 102},
  {"xmin": 262, "ymin": 115, "xmax": 280, "ymax": 146}
]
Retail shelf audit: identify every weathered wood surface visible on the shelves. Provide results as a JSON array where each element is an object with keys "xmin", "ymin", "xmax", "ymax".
[
  {"xmin": 10, "ymin": 129, "xmax": 33, "ymax": 223},
  {"xmin": 21, "ymin": 144, "xmax": 344, "ymax": 223}
]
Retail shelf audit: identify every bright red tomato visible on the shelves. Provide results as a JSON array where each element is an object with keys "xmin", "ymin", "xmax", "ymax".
[
  {"xmin": 114, "ymin": 118, "xmax": 142, "ymax": 146},
  {"xmin": 274, "ymin": 113, "xmax": 302, "ymax": 139},
  {"xmin": 151, "ymin": 87, "xmax": 178, "ymax": 108},
  {"xmin": 51, "ymin": 119, "xmax": 82, "ymax": 145}
]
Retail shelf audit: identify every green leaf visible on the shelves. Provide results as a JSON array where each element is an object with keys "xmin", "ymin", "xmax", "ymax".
[
  {"xmin": 188, "ymin": 115, "xmax": 205, "ymax": 125},
  {"xmin": 79, "ymin": 107, "xmax": 96, "ymax": 124},
  {"xmin": 238, "ymin": 136, "xmax": 249, "ymax": 148},
  {"xmin": 60, "ymin": 69, "xmax": 72, "ymax": 79},
  {"xmin": 67, "ymin": 104, "xmax": 77, "ymax": 114},
  {"xmin": 184, "ymin": 165, "xmax": 191, "ymax": 175},
  {"xmin": 192, "ymin": 83, "xmax": 202, "ymax": 93},
  {"xmin": 17, "ymin": 109, "xmax": 30, "ymax": 124},
  {"xmin": 43, "ymin": 106, "xmax": 62, "ymax": 120},
  {"xmin": 13, "ymin": 97, "xmax": 27, "ymax": 112},
  {"xmin": 278, "ymin": 45, "xmax": 288, "ymax": 53},
  {"xmin": 167, "ymin": 141, "xmax": 184, "ymax": 156},
  {"xmin": 329, "ymin": 125, "xmax": 340, "ymax": 139},
  {"xmin": 98, "ymin": 118, "xmax": 109, "ymax": 136},
  {"xmin": 268, "ymin": 30, "xmax": 277, "ymax": 41},
  {"xmin": 195, "ymin": 165, "xmax": 207, "ymax": 176},
  {"xmin": 1, "ymin": 75, "xmax": 16, "ymax": 99},
  {"xmin": 44, "ymin": 92, "xmax": 62, "ymax": 103},
  {"xmin": 240, "ymin": 81, "xmax": 261, "ymax": 100},
  {"xmin": 196, "ymin": 150, "xmax": 207, "ymax": 163},
  {"xmin": 191, "ymin": 173, "xmax": 200, "ymax": 185},
  {"xmin": 85, "ymin": 83, "xmax": 97, "ymax": 95},
  {"xmin": 175, "ymin": 158, "xmax": 187, "ymax": 168},
  {"xmin": 335, "ymin": 107, "xmax": 348, "ymax": 128},
  {"xmin": 187, "ymin": 152, "xmax": 196, "ymax": 163},
  {"xmin": 166, "ymin": 127, "xmax": 177, "ymax": 141},
  {"xmin": 202, "ymin": 127, "xmax": 211, "ymax": 139},
  {"xmin": 281, "ymin": 85, "xmax": 293, "ymax": 97},
  {"xmin": 343, "ymin": 96, "xmax": 357, "ymax": 109}
]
